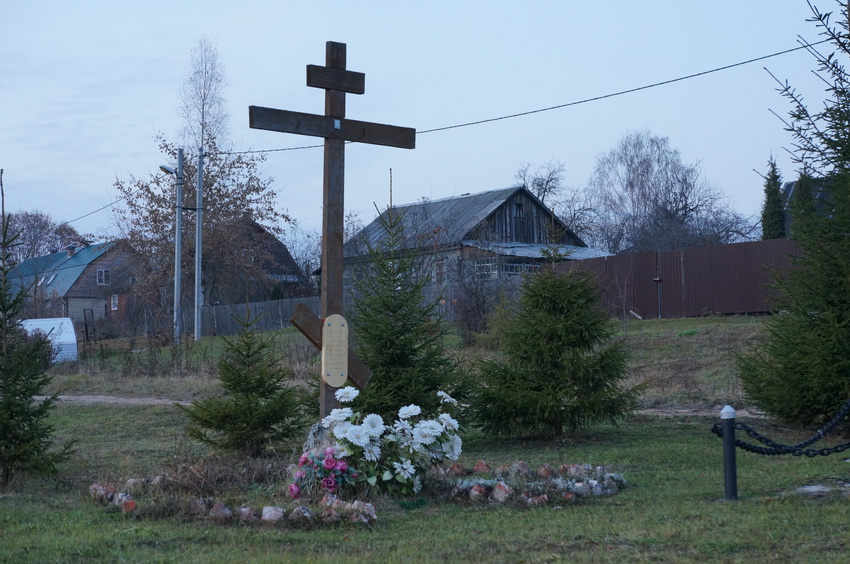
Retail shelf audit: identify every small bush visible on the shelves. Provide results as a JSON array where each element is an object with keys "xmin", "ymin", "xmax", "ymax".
[
  {"xmin": 473, "ymin": 266, "xmax": 639, "ymax": 437},
  {"xmin": 178, "ymin": 310, "xmax": 308, "ymax": 456}
]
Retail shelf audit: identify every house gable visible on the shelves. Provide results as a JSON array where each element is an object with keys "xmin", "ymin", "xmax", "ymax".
[
  {"xmin": 466, "ymin": 189, "xmax": 584, "ymax": 246},
  {"xmin": 345, "ymin": 186, "xmax": 587, "ymax": 259},
  {"xmin": 64, "ymin": 243, "xmax": 136, "ymax": 299},
  {"xmin": 243, "ymin": 219, "xmax": 306, "ymax": 285}
]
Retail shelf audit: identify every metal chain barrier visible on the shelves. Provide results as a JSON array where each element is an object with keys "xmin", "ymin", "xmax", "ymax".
[{"xmin": 711, "ymin": 397, "xmax": 850, "ymax": 457}]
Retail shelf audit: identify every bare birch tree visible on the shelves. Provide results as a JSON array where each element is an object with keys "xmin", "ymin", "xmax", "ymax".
[
  {"xmin": 112, "ymin": 38, "xmax": 292, "ymax": 339},
  {"xmin": 515, "ymin": 160, "xmax": 564, "ymax": 205},
  {"xmin": 179, "ymin": 36, "xmax": 229, "ymax": 150},
  {"xmin": 584, "ymin": 130, "xmax": 755, "ymax": 254}
]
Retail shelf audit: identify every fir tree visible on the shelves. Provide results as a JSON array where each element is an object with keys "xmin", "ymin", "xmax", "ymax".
[
  {"xmin": 739, "ymin": 2, "xmax": 850, "ymax": 424},
  {"xmin": 349, "ymin": 206, "xmax": 460, "ymax": 422},
  {"xmin": 179, "ymin": 310, "xmax": 306, "ymax": 456},
  {"xmin": 0, "ymin": 171, "xmax": 73, "ymax": 488},
  {"xmin": 473, "ymin": 265, "xmax": 638, "ymax": 437},
  {"xmin": 739, "ymin": 174, "xmax": 850, "ymax": 424},
  {"xmin": 760, "ymin": 157, "xmax": 786, "ymax": 240}
]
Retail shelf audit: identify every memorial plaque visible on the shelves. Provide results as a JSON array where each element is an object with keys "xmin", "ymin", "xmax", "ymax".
[{"xmin": 321, "ymin": 314, "xmax": 349, "ymax": 388}]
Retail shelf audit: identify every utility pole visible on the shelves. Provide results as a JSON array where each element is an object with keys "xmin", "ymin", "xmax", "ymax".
[
  {"xmin": 174, "ymin": 149, "xmax": 184, "ymax": 343},
  {"xmin": 160, "ymin": 149, "xmax": 185, "ymax": 344},
  {"xmin": 194, "ymin": 147, "xmax": 203, "ymax": 341}
]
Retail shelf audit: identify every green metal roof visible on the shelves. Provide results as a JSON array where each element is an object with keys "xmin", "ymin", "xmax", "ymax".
[{"xmin": 10, "ymin": 242, "xmax": 114, "ymax": 296}]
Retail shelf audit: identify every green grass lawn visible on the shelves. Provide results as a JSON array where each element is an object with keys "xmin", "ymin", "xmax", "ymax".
[
  {"xmin": 4, "ymin": 316, "xmax": 848, "ymax": 563},
  {"xmin": 2, "ymin": 402, "xmax": 849, "ymax": 563}
]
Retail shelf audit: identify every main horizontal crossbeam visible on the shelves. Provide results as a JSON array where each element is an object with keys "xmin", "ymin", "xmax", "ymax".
[{"xmin": 249, "ymin": 106, "xmax": 415, "ymax": 149}]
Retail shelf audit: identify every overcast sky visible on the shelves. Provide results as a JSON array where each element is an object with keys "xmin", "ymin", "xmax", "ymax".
[{"xmin": 0, "ymin": 1, "xmax": 835, "ymax": 241}]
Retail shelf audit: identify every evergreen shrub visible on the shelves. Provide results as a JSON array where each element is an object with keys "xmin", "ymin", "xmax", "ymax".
[
  {"xmin": 473, "ymin": 265, "xmax": 638, "ymax": 437},
  {"xmin": 179, "ymin": 311, "xmax": 307, "ymax": 456}
]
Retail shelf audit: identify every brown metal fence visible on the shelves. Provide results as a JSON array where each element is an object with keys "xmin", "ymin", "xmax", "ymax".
[
  {"xmin": 562, "ymin": 239, "xmax": 799, "ymax": 319},
  {"xmin": 178, "ymin": 240, "xmax": 798, "ymax": 337}
]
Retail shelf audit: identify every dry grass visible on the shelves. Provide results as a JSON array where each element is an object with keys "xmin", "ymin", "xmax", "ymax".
[
  {"xmin": 46, "ymin": 316, "xmax": 770, "ymax": 413},
  {"xmin": 12, "ymin": 315, "xmax": 850, "ymax": 563},
  {"xmin": 46, "ymin": 328, "xmax": 321, "ymax": 401},
  {"xmin": 618, "ymin": 315, "xmax": 768, "ymax": 409}
]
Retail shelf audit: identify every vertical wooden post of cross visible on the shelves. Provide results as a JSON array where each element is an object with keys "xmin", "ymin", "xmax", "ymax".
[
  {"xmin": 321, "ymin": 42, "xmax": 347, "ymax": 417},
  {"xmin": 248, "ymin": 41, "xmax": 415, "ymax": 418}
]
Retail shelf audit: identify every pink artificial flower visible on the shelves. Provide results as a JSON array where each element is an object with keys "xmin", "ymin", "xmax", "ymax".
[
  {"xmin": 324, "ymin": 447, "xmax": 335, "ymax": 458},
  {"xmin": 289, "ymin": 483, "xmax": 300, "ymax": 498},
  {"xmin": 294, "ymin": 470, "xmax": 305, "ymax": 480},
  {"xmin": 335, "ymin": 460, "xmax": 348, "ymax": 472},
  {"xmin": 321, "ymin": 476, "xmax": 337, "ymax": 492},
  {"xmin": 323, "ymin": 457, "xmax": 336, "ymax": 470},
  {"xmin": 298, "ymin": 453, "xmax": 309, "ymax": 467}
]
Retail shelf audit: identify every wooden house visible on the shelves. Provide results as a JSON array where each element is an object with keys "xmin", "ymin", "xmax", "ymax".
[
  {"xmin": 242, "ymin": 218, "xmax": 312, "ymax": 299},
  {"xmin": 344, "ymin": 185, "xmax": 609, "ymax": 285},
  {"xmin": 10, "ymin": 241, "xmax": 138, "ymax": 326}
]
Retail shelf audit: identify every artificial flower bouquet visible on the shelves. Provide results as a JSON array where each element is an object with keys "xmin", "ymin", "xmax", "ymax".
[{"xmin": 290, "ymin": 388, "xmax": 462, "ymax": 497}]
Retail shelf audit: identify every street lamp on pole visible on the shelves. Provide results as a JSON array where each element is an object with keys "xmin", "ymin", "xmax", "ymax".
[
  {"xmin": 194, "ymin": 147, "xmax": 203, "ymax": 341},
  {"xmin": 160, "ymin": 148, "xmax": 184, "ymax": 344}
]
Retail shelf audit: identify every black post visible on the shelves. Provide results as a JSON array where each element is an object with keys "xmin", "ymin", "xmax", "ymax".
[{"xmin": 721, "ymin": 405, "xmax": 738, "ymax": 500}]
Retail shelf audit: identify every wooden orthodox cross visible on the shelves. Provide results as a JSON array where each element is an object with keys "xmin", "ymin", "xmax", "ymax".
[{"xmin": 249, "ymin": 41, "xmax": 415, "ymax": 417}]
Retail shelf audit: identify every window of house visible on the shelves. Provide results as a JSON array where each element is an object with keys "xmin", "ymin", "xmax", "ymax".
[
  {"xmin": 97, "ymin": 269, "xmax": 111, "ymax": 285},
  {"xmin": 111, "ymin": 294, "xmax": 119, "ymax": 311},
  {"xmin": 475, "ymin": 257, "xmax": 498, "ymax": 280},
  {"xmin": 435, "ymin": 256, "xmax": 446, "ymax": 286},
  {"xmin": 502, "ymin": 260, "xmax": 539, "ymax": 276}
]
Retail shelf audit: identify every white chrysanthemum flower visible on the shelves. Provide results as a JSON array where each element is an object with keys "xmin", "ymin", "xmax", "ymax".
[
  {"xmin": 398, "ymin": 404, "xmax": 421, "ymax": 420},
  {"xmin": 438, "ymin": 413, "xmax": 459, "ymax": 431},
  {"xmin": 322, "ymin": 407, "xmax": 353, "ymax": 427},
  {"xmin": 363, "ymin": 441, "xmax": 382, "ymax": 462},
  {"xmin": 393, "ymin": 419, "xmax": 412, "ymax": 433},
  {"xmin": 393, "ymin": 459, "xmax": 416, "ymax": 480},
  {"xmin": 416, "ymin": 419, "xmax": 444, "ymax": 438},
  {"xmin": 335, "ymin": 386, "xmax": 360, "ymax": 403},
  {"xmin": 362, "ymin": 413, "xmax": 386, "ymax": 437},
  {"xmin": 442, "ymin": 434, "xmax": 462, "ymax": 460},
  {"xmin": 413, "ymin": 475, "xmax": 423, "ymax": 493},
  {"xmin": 427, "ymin": 443, "xmax": 444, "ymax": 460},
  {"xmin": 437, "ymin": 391, "xmax": 458, "ymax": 405},
  {"xmin": 333, "ymin": 442, "xmax": 351, "ymax": 458},
  {"xmin": 345, "ymin": 425, "xmax": 371, "ymax": 447},
  {"xmin": 411, "ymin": 425, "xmax": 435, "ymax": 446},
  {"xmin": 397, "ymin": 430, "xmax": 416, "ymax": 450},
  {"xmin": 332, "ymin": 420, "xmax": 353, "ymax": 440}
]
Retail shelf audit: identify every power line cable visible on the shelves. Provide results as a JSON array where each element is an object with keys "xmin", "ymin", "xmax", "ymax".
[
  {"xmin": 65, "ymin": 39, "xmax": 832, "ymax": 221},
  {"xmin": 224, "ymin": 39, "xmax": 829, "ymax": 154},
  {"xmin": 419, "ymin": 39, "xmax": 829, "ymax": 134},
  {"xmin": 58, "ymin": 196, "xmax": 131, "ymax": 228}
]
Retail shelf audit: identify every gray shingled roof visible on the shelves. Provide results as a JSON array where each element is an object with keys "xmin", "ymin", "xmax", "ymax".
[{"xmin": 345, "ymin": 186, "xmax": 587, "ymax": 258}]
